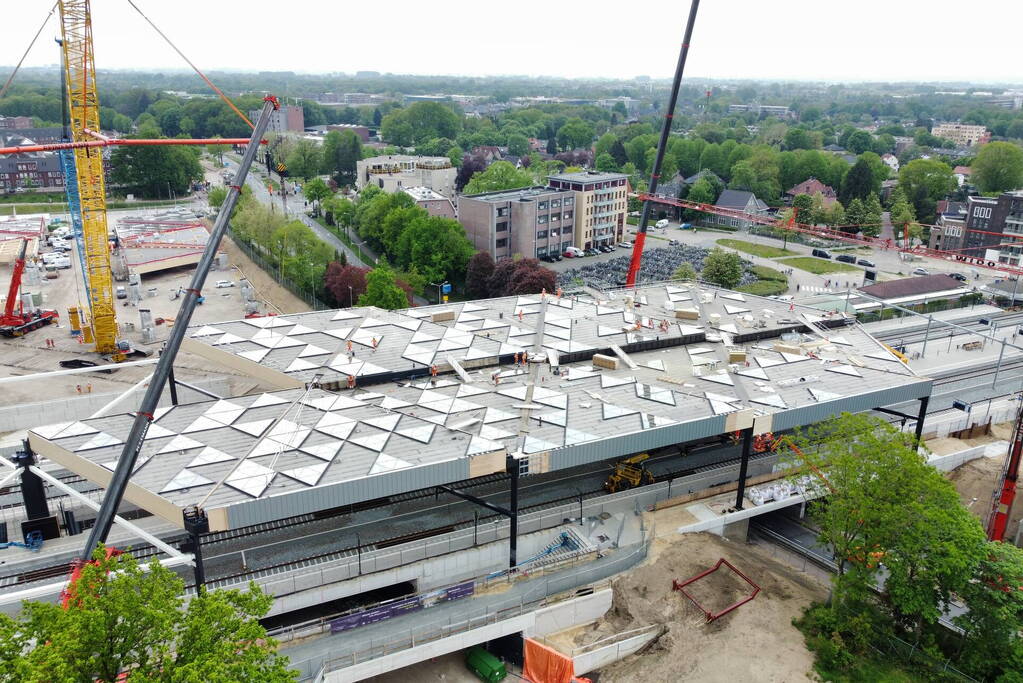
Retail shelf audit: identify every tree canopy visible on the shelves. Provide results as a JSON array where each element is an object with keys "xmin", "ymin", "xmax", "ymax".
[
  {"xmin": 109, "ymin": 129, "xmax": 203, "ymax": 199},
  {"xmin": 701, "ymin": 248, "xmax": 743, "ymax": 288},
  {"xmin": 380, "ymin": 102, "xmax": 462, "ymax": 146},
  {"xmin": 359, "ymin": 262, "xmax": 411, "ymax": 309},
  {"xmin": 0, "ymin": 547, "xmax": 295, "ymax": 682},
  {"xmin": 463, "ymin": 161, "xmax": 535, "ymax": 195},
  {"xmin": 972, "ymin": 141, "xmax": 1023, "ymax": 194}
]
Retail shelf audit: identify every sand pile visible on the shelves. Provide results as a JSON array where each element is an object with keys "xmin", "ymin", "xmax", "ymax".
[{"xmin": 563, "ymin": 532, "xmax": 827, "ymax": 682}]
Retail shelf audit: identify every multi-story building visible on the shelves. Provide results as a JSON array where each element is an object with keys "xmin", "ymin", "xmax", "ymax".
[
  {"xmin": 0, "ymin": 116, "xmax": 32, "ymax": 129},
  {"xmin": 356, "ymin": 155, "xmax": 456, "ymax": 198},
  {"xmin": 0, "ymin": 132, "xmax": 65, "ymax": 192},
  {"xmin": 931, "ymin": 122, "xmax": 991, "ymax": 148},
  {"xmin": 247, "ymin": 104, "xmax": 305, "ymax": 134},
  {"xmin": 928, "ymin": 201, "xmax": 968, "ymax": 252},
  {"xmin": 403, "ymin": 186, "xmax": 456, "ymax": 220},
  {"xmin": 324, "ymin": 124, "xmax": 372, "ymax": 142},
  {"xmin": 458, "ymin": 186, "xmax": 575, "ymax": 261},
  {"xmin": 547, "ymin": 171, "xmax": 629, "ymax": 250},
  {"xmin": 959, "ymin": 196, "xmax": 1001, "ymax": 257},
  {"xmin": 727, "ymin": 103, "xmax": 791, "ymax": 118}
]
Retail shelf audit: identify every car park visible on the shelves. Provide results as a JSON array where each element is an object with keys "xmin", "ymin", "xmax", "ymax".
[{"xmin": 856, "ymin": 258, "xmax": 875, "ymax": 267}]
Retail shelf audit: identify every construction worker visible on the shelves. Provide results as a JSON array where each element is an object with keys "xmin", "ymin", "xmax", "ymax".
[
  {"xmin": 346, "ymin": 375, "xmax": 356, "ymax": 390},
  {"xmin": 346, "ymin": 340, "xmax": 353, "ymax": 353}
]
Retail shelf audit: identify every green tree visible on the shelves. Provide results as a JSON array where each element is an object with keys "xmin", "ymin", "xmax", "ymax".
[
  {"xmin": 972, "ymin": 141, "xmax": 1023, "ymax": 194},
  {"xmin": 791, "ymin": 193, "xmax": 814, "ymax": 224},
  {"xmin": 595, "ymin": 152, "xmax": 617, "ymax": 172},
  {"xmin": 380, "ymin": 102, "xmax": 461, "ymax": 146},
  {"xmin": 609, "ymin": 139, "xmax": 629, "ymax": 167},
  {"xmin": 359, "ymin": 262, "xmax": 410, "ymax": 309},
  {"xmin": 845, "ymin": 197, "xmax": 866, "ymax": 227},
  {"xmin": 956, "ymin": 542, "xmax": 1023, "ymax": 680},
  {"xmin": 321, "ymin": 130, "xmax": 363, "ymax": 186},
  {"xmin": 844, "ymin": 129, "xmax": 874, "ymax": 154},
  {"xmin": 673, "ymin": 262, "xmax": 697, "ymax": 281},
  {"xmin": 446, "ymin": 145, "xmax": 464, "ymax": 168},
  {"xmin": 303, "ymin": 177, "xmax": 332, "ymax": 215},
  {"xmin": 898, "ymin": 158, "xmax": 956, "ymax": 223},
  {"xmin": 284, "ymin": 138, "xmax": 323, "ymax": 181},
  {"xmin": 793, "ymin": 413, "xmax": 985, "ymax": 635},
  {"xmin": 728, "ymin": 161, "xmax": 758, "ymax": 191},
  {"xmin": 466, "ymin": 251, "xmax": 495, "ymax": 299},
  {"xmin": 888, "ymin": 187, "xmax": 917, "ymax": 240},
  {"xmin": 701, "ymin": 247, "xmax": 742, "ymax": 289},
  {"xmin": 839, "ymin": 158, "xmax": 874, "ymax": 205},
  {"xmin": 783, "ymin": 127, "xmax": 817, "ymax": 151},
  {"xmin": 394, "ymin": 215, "xmax": 474, "ymax": 284},
  {"xmin": 109, "ymin": 132, "xmax": 203, "ymax": 199},
  {"xmin": 463, "ymin": 161, "xmax": 535, "ymax": 195},
  {"xmin": 0, "ymin": 547, "xmax": 295, "ymax": 682},
  {"xmin": 555, "ymin": 117, "xmax": 595, "ymax": 151},
  {"xmin": 208, "ymin": 185, "xmax": 228, "ymax": 209},
  {"xmin": 506, "ymin": 133, "xmax": 530, "ymax": 157},
  {"xmin": 862, "ymin": 194, "xmax": 883, "ymax": 237}
]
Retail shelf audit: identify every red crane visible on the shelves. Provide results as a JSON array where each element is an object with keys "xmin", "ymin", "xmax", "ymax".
[
  {"xmin": 987, "ymin": 400, "xmax": 1023, "ymax": 542},
  {"xmin": 0, "ymin": 239, "xmax": 59, "ymax": 338}
]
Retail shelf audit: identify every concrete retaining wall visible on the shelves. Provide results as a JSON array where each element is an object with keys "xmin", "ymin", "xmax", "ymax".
[
  {"xmin": 928, "ymin": 442, "xmax": 1007, "ymax": 472},
  {"xmin": 572, "ymin": 626, "xmax": 662, "ymax": 676}
]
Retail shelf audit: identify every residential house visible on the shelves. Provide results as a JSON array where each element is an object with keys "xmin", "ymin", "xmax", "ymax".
[
  {"xmin": 785, "ymin": 178, "xmax": 837, "ymax": 205},
  {"xmin": 953, "ymin": 165, "xmax": 971, "ymax": 187},
  {"xmin": 927, "ymin": 201, "xmax": 967, "ymax": 252},
  {"xmin": 881, "ymin": 153, "xmax": 900, "ymax": 174},
  {"xmin": 547, "ymin": 171, "xmax": 629, "ymax": 250},
  {"xmin": 711, "ymin": 189, "xmax": 769, "ymax": 229}
]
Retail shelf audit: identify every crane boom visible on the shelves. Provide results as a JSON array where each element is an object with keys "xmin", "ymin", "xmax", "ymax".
[
  {"xmin": 80, "ymin": 96, "xmax": 278, "ymax": 561},
  {"xmin": 59, "ymin": 0, "xmax": 116, "ymax": 354},
  {"xmin": 626, "ymin": 0, "xmax": 701, "ymax": 288},
  {"xmin": 2, "ymin": 240, "xmax": 28, "ymax": 322},
  {"xmin": 987, "ymin": 399, "xmax": 1023, "ymax": 542}
]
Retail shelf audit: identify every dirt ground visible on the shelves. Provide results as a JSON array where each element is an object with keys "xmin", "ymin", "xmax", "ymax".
[
  {"xmin": 925, "ymin": 421, "xmax": 1023, "ymax": 535},
  {"xmin": 560, "ymin": 531, "xmax": 828, "ymax": 683},
  {"xmin": 218, "ymin": 235, "xmax": 308, "ymax": 315}
]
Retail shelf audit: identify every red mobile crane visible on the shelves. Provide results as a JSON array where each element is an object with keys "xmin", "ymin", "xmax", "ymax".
[
  {"xmin": 987, "ymin": 400, "xmax": 1023, "ymax": 542},
  {"xmin": 0, "ymin": 239, "xmax": 58, "ymax": 338}
]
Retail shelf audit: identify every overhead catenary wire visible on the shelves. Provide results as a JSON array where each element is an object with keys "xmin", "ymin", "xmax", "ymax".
[
  {"xmin": 0, "ymin": 2, "xmax": 58, "ymax": 101},
  {"xmin": 124, "ymin": 0, "xmax": 254, "ymax": 130}
]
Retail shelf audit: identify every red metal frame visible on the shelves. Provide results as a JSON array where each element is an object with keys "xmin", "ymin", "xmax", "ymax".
[
  {"xmin": 987, "ymin": 400, "xmax": 1023, "ymax": 541},
  {"xmin": 671, "ymin": 557, "xmax": 761, "ymax": 621},
  {"xmin": 639, "ymin": 192, "xmax": 1023, "ymax": 278}
]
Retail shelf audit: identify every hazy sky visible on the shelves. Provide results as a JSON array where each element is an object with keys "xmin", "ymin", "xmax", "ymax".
[{"xmin": 2, "ymin": 0, "xmax": 1021, "ymax": 84}]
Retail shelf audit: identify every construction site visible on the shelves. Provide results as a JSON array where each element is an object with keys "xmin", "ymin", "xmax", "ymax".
[{"xmin": 0, "ymin": 1, "xmax": 1022, "ymax": 682}]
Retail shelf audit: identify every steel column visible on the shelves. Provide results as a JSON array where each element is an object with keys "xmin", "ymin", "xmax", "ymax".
[
  {"xmin": 734, "ymin": 427, "xmax": 753, "ymax": 510},
  {"xmin": 168, "ymin": 365, "xmax": 179, "ymax": 406},
  {"xmin": 920, "ymin": 315, "xmax": 932, "ymax": 357},
  {"xmin": 915, "ymin": 395, "xmax": 930, "ymax": 444},
  {"xmin": 509, "ymin": 455, "xmax": 519, "ymax": 569}
]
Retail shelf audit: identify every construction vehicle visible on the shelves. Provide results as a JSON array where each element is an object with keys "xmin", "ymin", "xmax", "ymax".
[
  {"xmin": 0, "ymin": 239, "xmax": 59, "ymax": 338},
  {"xmin": 604, "ymin": 452, "xmax": 656, "ymax": 493},
  {"xmin": 987, "ymin": 397, "xmax": 1023, "ymax": 542}
]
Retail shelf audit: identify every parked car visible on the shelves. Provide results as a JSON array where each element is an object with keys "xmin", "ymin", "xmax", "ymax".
[
  {"xmin": 856, "ymin": 258, "xmax": 875, "ymax": 267},
  {"xmin": 655, "ymin": 219, "xmax": 670, "ymax": 229},
  {"xmin": 947, "ymin": 272, "xmax": 968, "ymax": 282},
  {"xmin": 585, "ymin": 248, "xmax": 600, "ymax": 256},
  {"xmin": 618, "ymin": 241, "xmax": 633, "ymax": 248},
  {"xmin": 214, "ymin": 280, "xmax": 235, "ymax": 288},
  {"xmin": 912, "ymin": 267, "xmax": 930, "ymax": 276},
  {"xmin": 564, "ymin": 246, "xmax": 584, "ymax": 258},
  {"xmin": 811, "ymin": 248, "xmax": 832, "ymax": 259},
  {"xmin": 115, "ymin": 286, "xmax": 127, "ymax": 299},
  {"xmin": 836, "ymin": 254, "xmax": 857, "ymax": 264}
]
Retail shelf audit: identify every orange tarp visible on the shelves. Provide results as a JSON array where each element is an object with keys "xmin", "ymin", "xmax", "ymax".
[{"xmin": 523, "ymin": 638, "xmax": 574, "ymax": 683}]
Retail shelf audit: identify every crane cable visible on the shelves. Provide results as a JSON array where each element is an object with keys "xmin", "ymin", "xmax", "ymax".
[
  {"xmin": 0, "ymin": 2, "xmax": 58, "ymax": 101},
  {"xmin": 124, "ymin": 0, "xmax": 255, "ymax": 130}
]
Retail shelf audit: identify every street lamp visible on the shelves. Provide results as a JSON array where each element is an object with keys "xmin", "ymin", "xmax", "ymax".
[
  {"xmin": 430, "ymin": 280, "xmax": 450, "ymax": 304},
  {"xmin": 348, "ymin": 285, "xmax": 354, "ymax": 309}
]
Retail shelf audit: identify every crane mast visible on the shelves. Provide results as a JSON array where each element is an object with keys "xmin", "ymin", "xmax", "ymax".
[{"xmin": 58, "ymin": 0, "xmax": 116, "ymax": 354}]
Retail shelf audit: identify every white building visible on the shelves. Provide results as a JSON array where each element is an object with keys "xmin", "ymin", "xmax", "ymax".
[{"xmin": 355, "ymin": 155, "xmax": 457, "ymax": 198}]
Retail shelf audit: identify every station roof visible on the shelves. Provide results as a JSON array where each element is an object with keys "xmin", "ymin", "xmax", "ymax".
[
  {"xmin": 115, "ymin": 218, "xmax": 210, "ymax": 273},
  {"xmin": 27, "ymin": 284, "xmax": 931, "ymax": 532}
]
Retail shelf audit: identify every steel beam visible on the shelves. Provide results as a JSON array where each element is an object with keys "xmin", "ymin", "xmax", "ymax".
[{"xmin": 734, "ymin": 428, "xmax": 753, "ymax": 510}]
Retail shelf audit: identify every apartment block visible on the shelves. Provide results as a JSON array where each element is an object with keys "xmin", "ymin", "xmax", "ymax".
[
  {"xmin": 356, "ymin": 155, "xmax": 456, "ymax": 198},
  {"xmin": 547, "ymin": 171, "xmax": 629, "ymax": 249},
  {"xmin": 403, "ymin": 186, "xmax": 456, "ymax": 220},
  {"xmin": 0, "ymin": 116, "xmax": 32, "ymax": 129},
  {"xmin": 955, "ymin": 193, "xmax": 1023, "ymax": 266},
  {"xmin": 247, "ymin": 105, "xmax": 305, "ymax": 134},
  {"xmin": 931, "ymin": 122, "xmax": 991, "ymax": 148},
  {"xmin": 458, "ymin": 186, "xmax": 576, "ymax": 261}
]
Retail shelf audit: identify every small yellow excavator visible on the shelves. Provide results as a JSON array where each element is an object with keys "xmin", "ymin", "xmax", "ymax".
[{"xmin": 604, "ymin": 453, "xmax": 656, "ymax": 493}]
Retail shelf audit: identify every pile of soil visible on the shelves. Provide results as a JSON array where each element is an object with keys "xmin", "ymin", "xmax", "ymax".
[{"xmin": 568, "ymin": 532, "xmax": 828, "ymax": 682}]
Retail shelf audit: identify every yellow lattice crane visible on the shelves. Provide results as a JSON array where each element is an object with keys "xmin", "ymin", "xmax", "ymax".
[{"xmin": 59, "ymin": 0, "xmax": 117, "ymax": 355}]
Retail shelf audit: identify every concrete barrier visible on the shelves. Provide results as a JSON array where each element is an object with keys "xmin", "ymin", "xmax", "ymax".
[{"xmin": 571, "ymin": 624, "xmax": 663, "ymax": 675}]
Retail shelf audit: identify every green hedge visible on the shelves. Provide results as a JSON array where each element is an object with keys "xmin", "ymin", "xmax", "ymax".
[{"xmin": 750, "ymin": 265, "xmax": 787, "ymax": 282}]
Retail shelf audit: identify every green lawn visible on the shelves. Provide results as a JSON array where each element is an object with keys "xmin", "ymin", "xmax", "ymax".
[
  {"xmin": 778, "ymin": 256, "xmax": 860, "ymax": 275},
  {"xmin": 716, "ymin": 238, "xmax": 797, "ymax": 259}
]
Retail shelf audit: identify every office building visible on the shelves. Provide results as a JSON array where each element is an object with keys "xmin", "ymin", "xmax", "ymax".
[
  {"xmin": 458, "ymin": 186, "xmax": 575, "ymax": 261},
  {"xmin": 547, "ymin": 171, "xmax": 629, "ymax": 250},
  {"xmin": 931, "ymin": 122, "xmax": 990, "ymax": 148}
]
